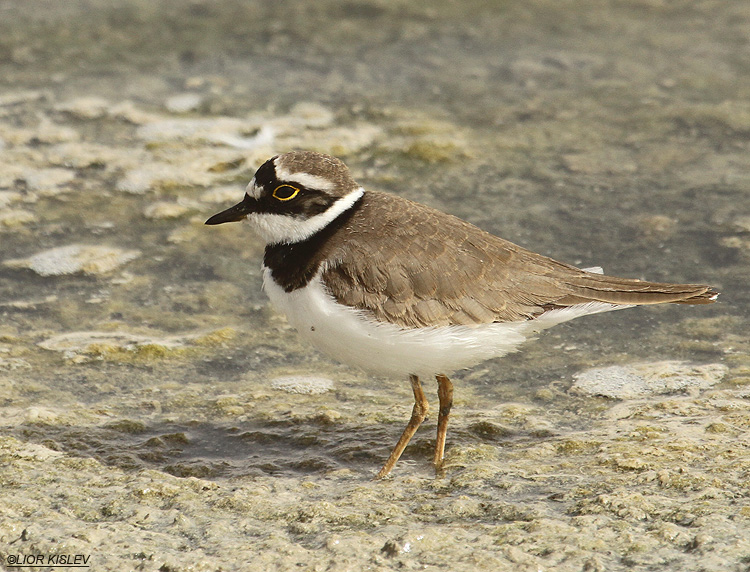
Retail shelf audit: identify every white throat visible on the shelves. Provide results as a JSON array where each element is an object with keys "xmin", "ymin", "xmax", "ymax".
[{"xmin": 246, "ymin": 187, "xmax": 364, "ymax": 245}]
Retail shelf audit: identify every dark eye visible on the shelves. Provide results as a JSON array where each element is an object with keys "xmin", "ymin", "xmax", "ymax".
[{"xmin": 272, "ymin": 184, "xmax": 300, "ymax": 201}]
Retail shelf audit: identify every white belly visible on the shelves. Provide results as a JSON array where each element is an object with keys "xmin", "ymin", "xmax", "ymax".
[{"xmin": 262, "ymin": 268, "xmax": 623, "ymax": 379}]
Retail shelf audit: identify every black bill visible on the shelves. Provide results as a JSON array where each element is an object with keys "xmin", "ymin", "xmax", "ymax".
[{"xmin": 205, "ymin": 194, "xmax": 257, "ymax": 225}]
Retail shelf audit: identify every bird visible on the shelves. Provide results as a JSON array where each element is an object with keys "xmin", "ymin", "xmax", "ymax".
[{"xmin": 205, "ymin": 150, "xmax": 718, "ymax": 478}]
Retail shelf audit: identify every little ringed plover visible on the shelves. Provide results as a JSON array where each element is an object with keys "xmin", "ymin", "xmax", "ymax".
[{"xmin": 206, "ymin": 150, "xmax": 718, "ymax": 478}]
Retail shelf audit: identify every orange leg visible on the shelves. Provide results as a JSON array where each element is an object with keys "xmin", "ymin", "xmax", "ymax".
[
  {"xmin": 434, "ymin": 374, "xmax": 454, "ymax": 474},
  {"xmin": 376, "ymin": 374, "xmax": 429, "ymax": 479}
]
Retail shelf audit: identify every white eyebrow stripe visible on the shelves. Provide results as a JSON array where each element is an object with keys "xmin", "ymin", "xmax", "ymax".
[{"xmin": 273, "ymin": 168, "xmax": 335, "ymax": 191}]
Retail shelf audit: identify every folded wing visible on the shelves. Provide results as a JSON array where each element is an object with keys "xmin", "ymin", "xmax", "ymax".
[{"xmin": 321, "ymin": 191, "xmax": 716, "ymax": 329}]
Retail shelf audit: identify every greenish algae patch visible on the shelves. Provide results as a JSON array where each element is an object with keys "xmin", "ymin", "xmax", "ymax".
[
  {"xmin": 193, "ymin": 327, "xmax": 237, "ymax": 346},
  {"xmin": 404, "ymin": 139, "xmax": 465, "ymax": 163},
  {"xmin": 103, "ymin": 419, "xmax": 149, "ymax": 434}
]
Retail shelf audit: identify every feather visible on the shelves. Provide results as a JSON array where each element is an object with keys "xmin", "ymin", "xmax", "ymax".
[{"xmin": 317, "ymin": 191, "xmax": 716, "ymax": 329}]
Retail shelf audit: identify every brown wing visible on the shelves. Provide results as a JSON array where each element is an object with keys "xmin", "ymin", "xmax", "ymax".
[{"xmin": 320, "ymin": 191, "xmax": 717, "ymax": 329}]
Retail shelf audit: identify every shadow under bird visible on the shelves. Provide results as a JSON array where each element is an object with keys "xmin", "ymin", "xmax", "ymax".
[{"xmin": 206, "ymin": 151, "xmax": 718, "ymax": 478}]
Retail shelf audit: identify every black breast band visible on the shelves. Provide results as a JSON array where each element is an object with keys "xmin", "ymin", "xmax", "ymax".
[{"xmin": 263, "ymin": 195, "xmax": 364, "ymax": 292}]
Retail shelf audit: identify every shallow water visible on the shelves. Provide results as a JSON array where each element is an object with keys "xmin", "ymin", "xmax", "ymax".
[{"xmin": 1, "ymin": 1, "xmax": 749, "ymax": 570}]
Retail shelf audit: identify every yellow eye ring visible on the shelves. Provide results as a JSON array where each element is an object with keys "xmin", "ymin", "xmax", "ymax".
[{"xmin": 272, "ymin": 184, "xmax": 300, "ymax": 201}]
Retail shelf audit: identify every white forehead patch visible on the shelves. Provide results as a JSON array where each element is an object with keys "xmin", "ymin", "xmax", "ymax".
[
  {"xmin": 246, "ymin": 187, "xmax": 364, "ymax": 245},
  {"xmin": 245, "ymin": 177, "xmax": 260, "ymax": 199},
  {"xmin": 274, "ymin": 165, "xmax": 335, "ymax": 191}
]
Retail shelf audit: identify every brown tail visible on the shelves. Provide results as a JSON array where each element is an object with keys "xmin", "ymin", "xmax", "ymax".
[{"xmin": 554, "ymin": 274, "xmax": 718, "ymax": 307}]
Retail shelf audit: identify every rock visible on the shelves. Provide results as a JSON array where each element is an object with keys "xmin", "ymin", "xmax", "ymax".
[
  {"xmin": 286, "ymin": 102, "xmax": 335, "ymax": 128},
  {"xmin": 135, "ymin": 117, "xmax": 269, "ymax": 148},
  {"xmin": 571, "ymin": 361, "xmax": 728, "ymax": 399},
  {"xmin": 200, "ymin": 185, "xmax": 245, "ymax": 204},
  {"xmin": 4, "ymin": 244, "xmax": 140, "ymax": 276},
  {"xmin": 165, "ymin": 93, "xmax": 204, "ymax": 113},
  {"xmin": 116, "ymin": 148, "xmax": 252, "ymax": 193},
  {"xmin": 21, "ymin": 168, "xmax": 76, "ymax": 195},
  {"xmin": 0, "ymin": 90, "xmax": 48, "ymax": 107},
  {"xmin": 0, "ymin": 357, "xmax": 32, "ymax": 370},
  {"xmin": 561, "ymin": 150, "xmax": 638, "ymax": 175},
  {"xmin": 0, "ymin": 191, "xmax": 22, "ymax": 208},
  {"xmin": 107, "ymin": 100, "xmax": 163, "ymax": 125},
  {"xmin": 143, "ymin": 201, "xmax": 193, "ymax": 219},
  {"xmin": 45, "ymin": 142, "xmax": 129, "ymax": 170},
  {"xmin": 730, "ymin": 215, "xmax": 750, "ymax": 233},
  {"xmin": 116, "ymin": 167, "xmax": 159, "ymax": 194},
  {"xmin": 32, "ymin": 117, "xmax": 80, "ymax": 144},
  {"xmin": 38, "ymin": 331, "xmax": 189, "ymax": 354},
  {"xmin": 637, "ymin": 215, "xmax": 677, "ymax": 241},
  {"xmin": 286, "ymin": 124, "xmax": 381, "ymax": 156},
  {"xmin": 270, "ymin": 376, "xmax": 334, "ymax": 395},
  {"xmin": 0, "ymin": 209, "xmax": 35, "ymax": 227},
  {"xmin": 54, "ymin": 96, "xmax": 110, "ymax": 119}
]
